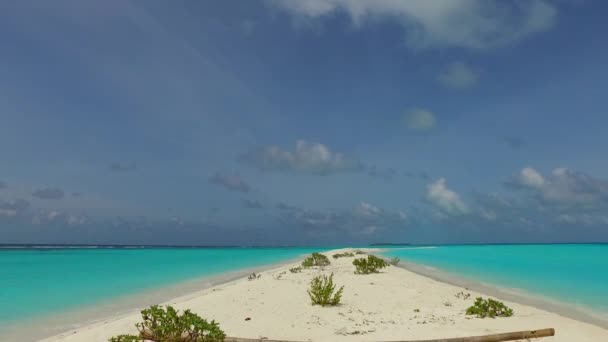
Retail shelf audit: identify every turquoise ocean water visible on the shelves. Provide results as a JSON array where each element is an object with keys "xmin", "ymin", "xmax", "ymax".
[
  {"xmin": 0, "ymin": 246, "xmax": 329, "ymax": 328},
  {"xmin": 381, "ymin": 244, "xmax": 608, "ymax": 315},
  {"xmin": 2, "ymin": 244, "xmax": 608, "ymax": 332}
]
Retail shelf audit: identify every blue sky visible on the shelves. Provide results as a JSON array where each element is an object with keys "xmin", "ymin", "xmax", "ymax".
[{"xmin": 2, "ymin": 0, "xmax": 608, "ymax": 245}]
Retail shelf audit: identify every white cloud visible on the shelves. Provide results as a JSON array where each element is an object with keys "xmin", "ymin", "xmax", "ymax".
[
  {"xmin": 359, "ymin": 225, "xmax": 379, "ymax": 235},
  {"xmin": 29, "ymin": 209, "xmax": 88, "ymax": 226},
  {"xmin": 513, "ymin": 167, "xmax": 608, "ymax": 205},
  {"xmin": 542, "ymin": 168, "xmax": 608, "ymax": 204},
  {"xmin": 357, "ymin": 202, "xmax": 381, "ymax": 216},
  {"xmin": 480, "ymin": 208, "xmax": 497, "ymax": 221},
  {"xmin": 209, "ymin": 172, "xmax": 251, "ymax": 193},
  {"xmin": 427, "ymin": 178, "xmax": 468, "ymax": 215},
  {"xmin": 68, "ymin": 215, "xmax": 87, "ymax": 225},
  {"xmin": 0, "ymin": 199, "xmax": 30, "ymax": 219},
  {"xmin": 47, "ymin": 210, "xmax": 61, "ymax": 221},
  {"xmin": 239, "ymin": 140, "xmax": 363, "ymax": 175},
  {"xmin": 419, "ymin": 168, "xmax": 608, "ymax": 231},
  {"xmin": 438, "ymin": 61, "xmax": 478, "ymax": 89},
  {"xmin": 270, "ymin": 0, "xmax": 557, "ymax": 50},
  {"xmin": 402, "ymin": 108, "xmax": 436, "ymax": 131},
  {"xmin": 519, "ymin": 167, "xmax": 545, "ymax": 189},
  {"xmin": 277, "ymin": 202, "xmax": 408, "ymax": 235},
  {"xmin": 554, "ymin": 213, "xmax": 608, "ymax": 227},
  {"xmin": 503, "ymin": 167, "xmax": 608, "ymax": 225}
]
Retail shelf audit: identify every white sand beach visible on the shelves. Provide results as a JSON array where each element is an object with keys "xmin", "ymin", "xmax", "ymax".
[{"xmin": 37, "ymin": 249, "xmax": 608, "ymax": 342}]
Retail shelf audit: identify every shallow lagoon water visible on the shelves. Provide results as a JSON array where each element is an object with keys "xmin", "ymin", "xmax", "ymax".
[
  {"xmin": 0, "ymin": 246, "xmax": 329, "ymax": 327},
  {"xmin": 382, "ymin": 244, "xmax": 608, "ymax": 315}
]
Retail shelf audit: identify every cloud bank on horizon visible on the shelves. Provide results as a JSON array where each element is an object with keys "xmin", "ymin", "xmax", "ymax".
[
  {"xmin": 2, "ymin": 0, "xmax": 608, "ymax": 245},
  {"xmin": 270, "ymin": 0, "xmax": 557, "ymax": 49}
]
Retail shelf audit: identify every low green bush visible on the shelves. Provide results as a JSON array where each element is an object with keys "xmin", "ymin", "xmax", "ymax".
[
  {"xmin": 466, "ymin": 297, "xmax": 514, "ymax": 318},
  {"xmin": 302, "ymin": 252, "xmax": 330, "ymax": 268},
  {"xmin": 332, "ymin": 252, "xmax": 355, "ymax": 259},
  {"xmin": 354, "ymin": 250, "xmax": 366, "ymax": 255},
  {"xmin": 307, "ymin": 273, "xmax": 344, "ymax": 307},
  {"xmin": 289, "ymin": 266, "xmax": 302, "ymax": 273},
  {"xmin": 108, "ymin": 305, "xmax": 225, "ymax": 342},
  {"xmin": 353, "ymin": 255, "xmax": 389, "ymax": 274}
]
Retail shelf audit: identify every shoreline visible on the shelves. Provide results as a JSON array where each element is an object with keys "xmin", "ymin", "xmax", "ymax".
[
  {"xmin": 389, "ymin": 258, "xmax": 608, "ymax": 329},
  {"xmin": 0, "ymin": 257, "xmax": 301, "ymax": 342},
  {"xmin": 5, "ymin": 248, "xmax": 608, "ymax": 341}
]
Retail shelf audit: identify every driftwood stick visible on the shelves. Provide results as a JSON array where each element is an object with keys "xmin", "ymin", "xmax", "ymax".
[{"xmin": 225, "ymin": 328, "xmax": 555, "ymax": 342}]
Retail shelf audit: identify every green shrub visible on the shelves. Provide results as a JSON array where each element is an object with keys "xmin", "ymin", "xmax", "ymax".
[
  {"xmin": 108, "ymin": 305, "xmax": 225, "ymax": 342},
  {"xmin": 302, "ymin": 252, "xmax": 330, "ymax": 268},
  {"xmin": 289, "ymin": 266, "xmax": 302, "ymax": 273},
  {"xmin": 332, "ymin": 252, "xmax": 355, "ymax": 259},
  {"xmin": 353, "ymin": 255, "xmax": 389, "ymax": 274},
  {"xmin": 466, "ymin": 297, "xmax": 514, "ymax": 318},
  {"xmin": 354, "ymin": 250, "xmax": 366, "ymax": 255},
  {"xmin": 389, "ymin": 257, "xmax": 400, "ymax": 266},
  {"xmin": 307, "ymin": 273, "xmax": 344, "ymax": 307}
]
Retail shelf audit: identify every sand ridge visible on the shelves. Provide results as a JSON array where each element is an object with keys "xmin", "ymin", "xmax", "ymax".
[{"xmin": 39, "ymin": 248, "xmax": 608, "ymax": 342}]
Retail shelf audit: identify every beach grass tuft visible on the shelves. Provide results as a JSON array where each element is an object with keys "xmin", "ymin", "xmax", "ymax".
[
  {"xmin": 289, "ymin": 266, "xmax": 302, "ymax": 273},
  {"xmin": 332, "ymin": 252, "xmax": 355, "ymax": 259},
  {"xmin": 307, "ymin": 273, "xmax": 344, "ymax": 307},
  {"xmin": 247, "ymin": 272, "xmax": 261, "ymax": 280},
  {"xmin": 455, "ymin": 291, "xmax": 471, "ymax": 300},
  {"xmin": 302, "ymin": 252, "xmax": 331, "ymax": 268},
  {"xmin": 466, "ymin": 297, "xmax": 514, "ymax": 318},
  {"xmin": 353, "ymin": 255, "xmax": 389, "ymax": 274}
]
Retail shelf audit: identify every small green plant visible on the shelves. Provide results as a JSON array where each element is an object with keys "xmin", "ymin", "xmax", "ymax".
[
  {"xmin": 353, "ymin": 255, "xmax": 389, "ymax": 274},
  {"xmin": 108, "ymin": 305, "xmax": 225, "ymax": 342},
  {"xmin": 302, "ymin": 252, "xmax": 330, "ymax": 268},
  {"xmin": 307, "ymin": 273, "xmax": 344, "ymax": 307},
  {"xmin": 290, "ymin": 266, "xmax": 302, "ymax": 273},
  {"xmin": 273, "ymin": 271, "xmax": 286, "ymax": 280},
  {"xmin": 413, "ymin": 308, "xmax": 420, "ymax": 313},
  {"xmin": 455, "ymin": 291, "xmax": 471, "ymax": 300},
  {"xmin": 466, "ymin": 297, "xmax": 514, "ymax": 318},
  {"xmin": 332, "ymin": 252, "xmax": 355, "ymax": 259},
  {"xmin": 248, "ymin": 272, "xmax": 261, "ymax": 280},
  {"xmin": 389, "ymin": 257, "xmax": 400, "ymax": 266},
  {"xmin": 302, "ymin": 258, "xmax": 313, "ymax": 268},
  {"xmin": 354, "ymin": 250, "xmax": 366, "ymax": 255}
]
